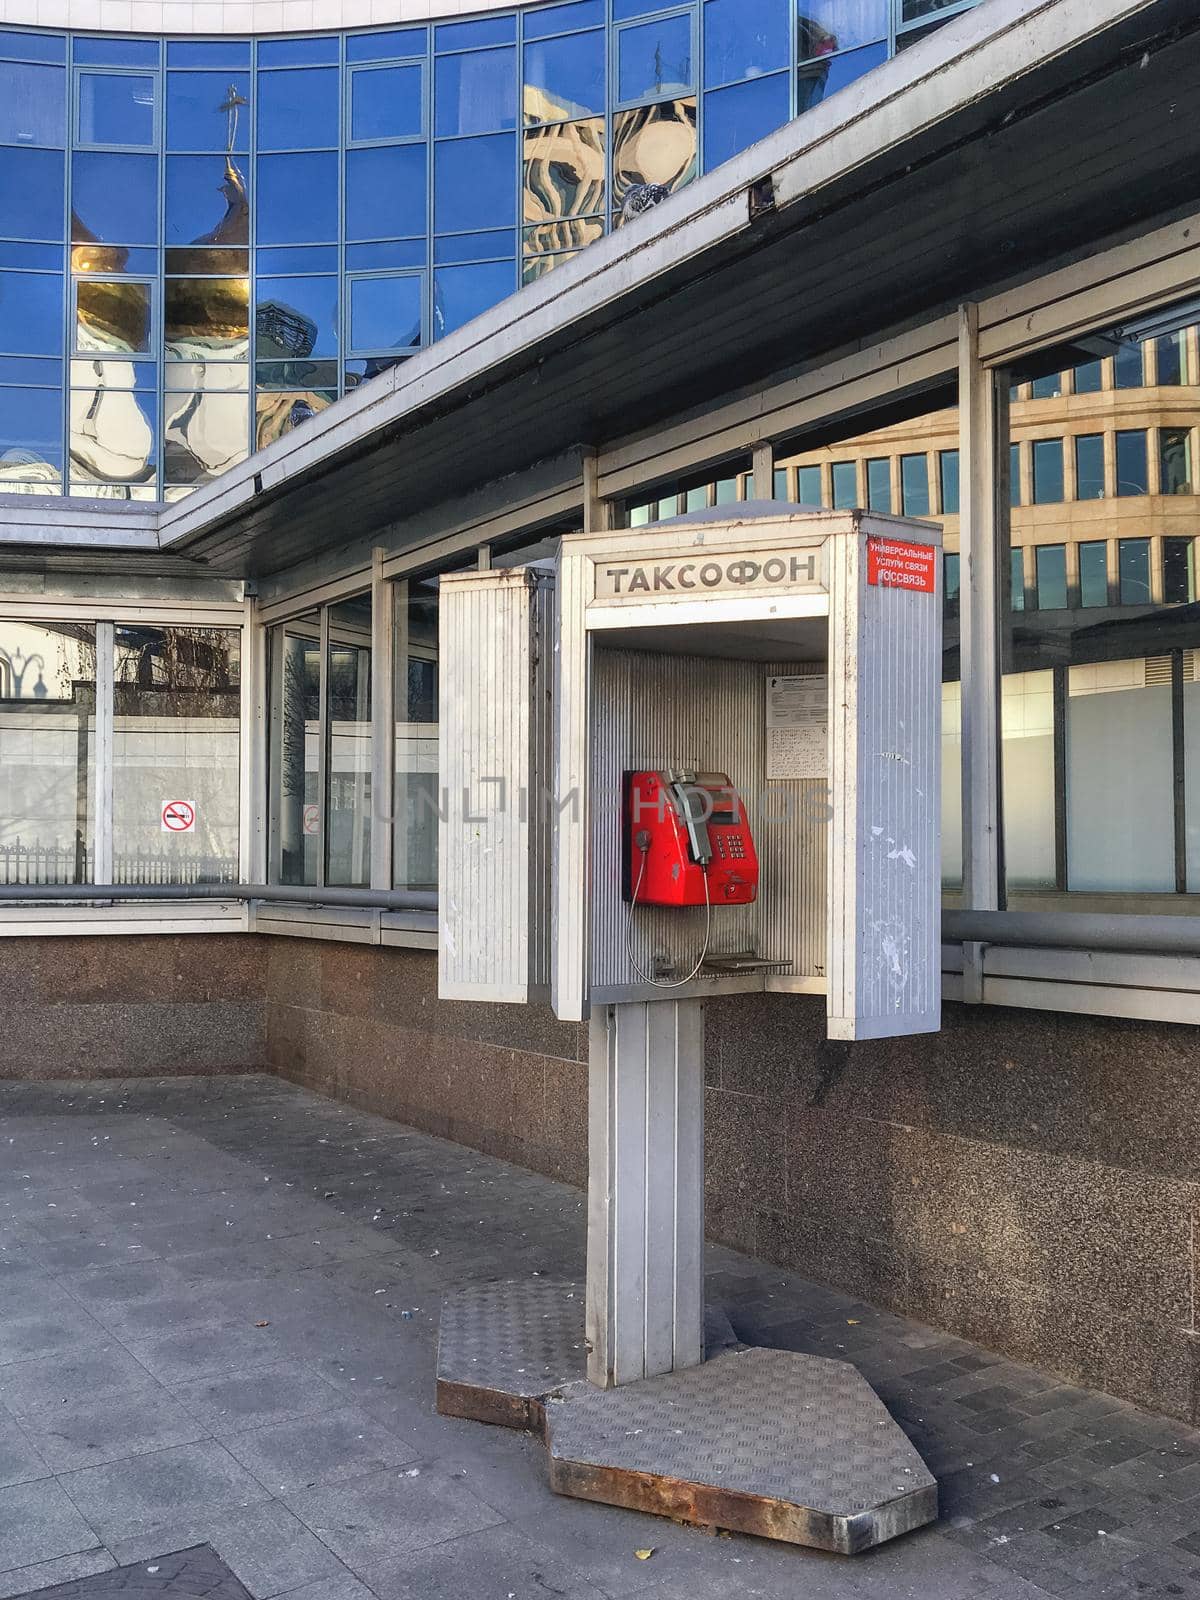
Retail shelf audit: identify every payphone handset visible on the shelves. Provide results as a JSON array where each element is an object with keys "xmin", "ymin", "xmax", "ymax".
[{"xmin": 622, "ymin": 768, "xmax": 759, "ymax": 909}]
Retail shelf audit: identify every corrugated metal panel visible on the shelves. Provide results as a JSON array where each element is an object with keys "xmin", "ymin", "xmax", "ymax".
[
  {"xmin": 439, "ymin": 567, "xmax": 546, "ymax": 1002},
  {"xmin": 758, "ymin": 662, "xmax": 827, "ymax": 984},
  {"xmin": 827, "ymin": 516, "xmax": 942, "ymax": 1039}
]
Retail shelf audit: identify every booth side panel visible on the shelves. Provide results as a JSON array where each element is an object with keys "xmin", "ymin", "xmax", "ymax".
[
  {"xmin": 438, "ymin": 573, "xmax": 534, "ymax": 1003},
  {"xmin": 760, "ymin": 662, "xmax": 828, "ymax": 987},
  {"xmin": 552, "ymin": 553, "xmax": 592, "ymax": 1022}
]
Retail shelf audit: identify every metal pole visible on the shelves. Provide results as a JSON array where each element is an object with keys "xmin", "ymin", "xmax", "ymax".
[{"xmin": 0, "ymin": 882, "xmax": 437, "ymax": 910}]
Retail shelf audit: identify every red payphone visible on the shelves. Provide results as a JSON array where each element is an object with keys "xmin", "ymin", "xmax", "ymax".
[{"xmin": 622, "ymin": 769, "xmax": 759, "ymax": 908}]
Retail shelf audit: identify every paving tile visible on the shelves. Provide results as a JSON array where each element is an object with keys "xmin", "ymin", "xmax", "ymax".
[
  {"xmin": 0, "ymin": 1548, "xmax": 117, "ymax": 1599},
  {"xmin": 171, "ymin": 1361, "xmax": 345, "ymax": 1438},
  {"xmin": 17, "ymin": 1388, "xmax": 210, "ymax": 1474},
  {"xmin": 285, "ymin": 1463, "xmax": 506, "ymax": 1570},
  {"xmin": 219, "ymin": 1404, "xmax": 418, "ymax": 1495},
  {"xmin": 0, "ymin": 1413, "xmax": 48, "ymax": 1489},
  {"xmin": 0, "ymin": 1479, "xmax": 103, "ymax": 1574},
  {"xmin": 364, "ymin": 1521, "xmax": 609, "ymax": 1600},
  {"xmin": 108, "ymin": 1502, "xmax": 352, "ymax": 1599},
  {"xmin": 0, "ymin": 1344, "xmax": 162, "ymax": 1419},
  {"xmin": 123, "ymin": 1320, "xmax": 295, "ymax": 1385},
  {"xmin": 61, "ymin": 1440, "xmax": 272, "ymax": 1543}
]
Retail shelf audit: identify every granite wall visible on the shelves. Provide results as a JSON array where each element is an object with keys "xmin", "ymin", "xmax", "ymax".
[{"xmin": 0, "ymin": 934, "xmax": 266, "ymax": 1080}]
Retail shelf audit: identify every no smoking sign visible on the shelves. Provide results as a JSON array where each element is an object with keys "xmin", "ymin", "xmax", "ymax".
[{"xmin": 161, "ymin": 799, "xmax": 197, "ymax": 834}]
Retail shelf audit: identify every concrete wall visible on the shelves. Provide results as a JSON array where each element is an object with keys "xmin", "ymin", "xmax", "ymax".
[
  {"xmin": 0, "ymin": 934, "xmax": 266, "ymax": 1080},
  {"xmin": 2, "ymin": 930, "xmax": 1195, "ymax": 1424}
]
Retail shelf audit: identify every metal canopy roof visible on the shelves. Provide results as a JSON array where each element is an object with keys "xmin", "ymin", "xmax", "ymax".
[{"xmin": 1, "ymin": 0, "xmax": 1196, "ymax": 582}]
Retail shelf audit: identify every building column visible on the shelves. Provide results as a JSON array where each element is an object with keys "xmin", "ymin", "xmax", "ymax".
[{"xmin": 586, "ymin": 999, "xmax": 705, "ymax": 1389}]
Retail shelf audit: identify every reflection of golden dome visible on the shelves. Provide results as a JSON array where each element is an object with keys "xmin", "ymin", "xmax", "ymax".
[
  {"xmin": 255, "ymin": 390, "xmax": 333, "ymax": 450},
  {"xmin": 196, "ymin": 157, "xmax": 250, "ymax": 247},
  {"xmin": 523, "ymin": 119, "xmax": 606, "ymax": 229},
  {"xmin": 71, "ymin": 241, "xmax": 130, "ymax": 275},
  {"xmin": 76, "ymin": 280, "xmax": 151, "ymax": 354},
  {"xmin": 164, "ymin": 277, "xmax": 250, "ymax": 344}
]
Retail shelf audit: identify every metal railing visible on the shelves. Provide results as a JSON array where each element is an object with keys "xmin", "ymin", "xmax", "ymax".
[{"xmin": 0, "ymin": 838, "xmax": 238, "ymax": 888}]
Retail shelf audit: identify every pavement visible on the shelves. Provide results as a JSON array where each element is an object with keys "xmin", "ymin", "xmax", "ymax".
[{"xmin": 1, "ymin": 1074, "xmax": 1200, "ymax": 1600}]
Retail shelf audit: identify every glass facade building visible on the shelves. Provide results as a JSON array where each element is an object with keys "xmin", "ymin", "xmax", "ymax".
[{"xmin": 0, "ymin": 0, "xmax": 976, "ymax": 500}]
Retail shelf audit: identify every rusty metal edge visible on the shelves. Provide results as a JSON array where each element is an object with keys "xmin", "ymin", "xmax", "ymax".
[
  {"xmin": 436, "ymin": 1377, "xmax": 554, "ymax": 1437},
  {"xmin": 545, "ymin": 1454, "xmax": 938, "ymax": 1554}
]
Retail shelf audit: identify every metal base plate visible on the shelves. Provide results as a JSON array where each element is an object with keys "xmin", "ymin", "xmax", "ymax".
[
  {"xmin": 435, "ymin": 1279, "xmax": 739, "ymax": 1430},
  {"xmin": 435, "ymin": 1282, "xmax": 937, "ymax": 1554}
]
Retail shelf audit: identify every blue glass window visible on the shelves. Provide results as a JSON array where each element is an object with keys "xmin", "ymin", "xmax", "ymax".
[
  {"xmin": 0, "ymin": 30, "xmax": 66, "ymax": 63},
  {"xmin": 797, "ymin": 40, "xmax": 886, "ymax": 111},
  {"xmin": 0, "ymin": 272, "xmax": 64, "ymax": 356},
  {"xmin": 0, "ymin": 63, "xmax": 67, "ymax": 146},
  {"xmin": 796, "ymin": 463, "xmax": 821, "ymax": 503},
  {"xmin": 0, "ymin": 147, "xmax": 64, "ymax": 239},
  {"xmin": 1075, "ymin": 434, "xmax": 1105, "ymax": 500},
  {"xmin": 1118, "ymin": 537, "xmax": 1151, "ymax": 605},
  {"xmin": 435, "ymin": 230, "xmax": 517, "ymax": 264},
  {"xmin": 435, "ymin": 135, "xmax": 517, "ymax": 233},
  {"xmin": 256, "ymin": 152, "xmax": 337, "ymax": 243},
  {"xmin": 434, "ymin": 16, "xmax": 516, "ymax": 51},
  {"xmin": 349, "ymin": 275, "xmax": 423, "ymax": 352},
  {"xmin": 618, "ymin": 14, "xmax": 692, "ymax": 103},
  {"xmin": 704, "ymin": 0, "xmax": 789, "ymax": 88},
  {"xmin": 351, "ymin": 64, "xmax": 423, "ymax": 142},
  {"xmin": 167, "ymin": 72, "xmax": 250, "ymax": 151},
  {"xmin": 831, "ymin": 460, "xmax": 857, "ymax": 509},
  {"xmin": 256, "ymin": 275, "xmax": 338, "ymax": 359},
  {"xmin": 77, "ymin": 73, "xmax": 156, "ymax": 148},
  {"xmin": 866, "ymin": 457, "xmax": 891, "ymax": 511},
  {"xmin": 1079, "ymin": 541, "xmax": 1108, "ymax": 607},
  {"xmin": 0, "ymin": 355, "xmax": 60, "ymax": 382},
  {"xmin": 1030, "ymin": 372, "xmax": 1062, "ymax": 399},
  {"xmin": 166, "ymin": 41, "xmax": 251, "ymax": 68},
  {"xmin": 1115, "ymin": 429, "xmax": 1148, "ymax": 496},
  {"xmin": 613, "ymin": 0, "xmax": 667, "ymax": 18},
  {"xmin": 347, "ymin": 28, "xmax": 426, "ymax": 63},
  {"xmin": 346, "ymin": 144, "xmax": 427, "ymax": 241},
  {"xmin": 0, "ymin": 385, "xmax": 62, "ymax": 472},
  {"xmin": 257, "ymin": 245, "xmax": 338, "ymax": 273},
  {"xmin": 1032, "ymin": 438, "xmax": 1063, "ymax": 503},
  {"xmin": 702, "ymin": 73, "xmax": 789, "ymax": 167},
  {"xmin": 1113, "ymin": 340, "xmax": 1144, "ymax": 389},
  {"xmin": 900, "ymin": 452, "xmax": 930, "ymax": 516},
  {"xmin": 1010, "ymin": 547, "xmax": 1025, "ymax": 609},
  {"xmin": 72, "ymin": 152, "xmax": 158, "ymax": 243},
  {"xmin": 257, "ymin": 67, "xmax": 339, "ymax": 150},
  {"xmin": 1035, "ymin": 544, "xmax": 1067, "ymax": 610},
  {"xmin": 346, "ymin": 240, "xmax": 426, "ymax": 271},
  {"xmin": 74, "ymin": 37, "xmax": 158, "ymax": 67},
  {"xmin": 433, "ymin": 260, "xmax": 515, "ymax": 337},
  {"xmin": 435, "ymin": 48, "xmax": 517, "ymax": 136},
  {"xmin": 257, "ymin": 37, "xmax": 338, "ymax": 67},
  {"xmin": 166, "ymin": 154, "xmax": 250, "ymax": 246},
  {"xmin": 1072, "ymin": 359, "xmax": 1103, "ymax": 393},
  {"xmin": 523, "ymin": 32, "xmax": 604, "ymax": 124},
  {"xmin": 799, "ymin": 0, "xmax": 887, "ymax": 59},
  {"xmin": 525, "ymin": 1, "xmax": 605, "ymax": 38},
  {"xmin": 939, "ymin": 448, "xmax": 959, "ymax": 515}
]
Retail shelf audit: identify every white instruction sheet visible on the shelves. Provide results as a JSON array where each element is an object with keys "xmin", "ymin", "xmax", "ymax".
[{"xmin": 766, "ymin": 674, "xmax": 827, "ymax": 780}]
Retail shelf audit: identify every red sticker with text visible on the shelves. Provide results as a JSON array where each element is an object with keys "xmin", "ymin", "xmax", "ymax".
[{"xmin": 866, "ymin": 536, "xmax": 937, "ymax": 593}]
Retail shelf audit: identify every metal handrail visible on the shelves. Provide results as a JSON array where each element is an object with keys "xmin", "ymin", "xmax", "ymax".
[
  {"xmin": 944, "ymin": 909, "xmax": 1200, "ymax": 957},
  {"xmin": 0, "ymin": 882, "xmax": 437, "ymax": 912}
]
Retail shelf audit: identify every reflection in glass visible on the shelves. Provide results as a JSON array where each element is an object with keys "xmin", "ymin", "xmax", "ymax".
[
  {"xmin": 256, "ymin": 152, "xmax": 338, "ymax": 244},
  {"xmin": 258, "ymin": 36, "xmax": 338, "ymax": 67},
  {"xmin": 0, "ymin": 148, "xmax": 65, "ymax": 241},
  {"xmin": 347, "ymin": 28, "xmax": 426, "ymax": 63},
  {"xmin": 351, "ymin": 64, "xmax": 422, "ymax": 142},
  {"xmin": 70, "ymin": 381, "xmax": 155, "ymax": 485},
  {"xmin": 900, "ymin": 453, "xmax": 929, "ymax": 516},
  {"xmin": 167, "ymin": 73, "xmax": 250, "ymax": 150},
  {"xmin": 866, "ymin": 457, "xmax": 891, "ymax": 511},
  {"xmin": 71, "ymin": 245, "xmax": 156, "ymax": 274},
  {"xmin": 435, "ymin": 15, "xmax": 515, "ymax": 51},
  {"xmin": 270, "ymin": 618, "xmax": 321, "ymax": 887},
  {"xmin": 1115, "ymin": 430, "xmax": 1148, "ymax": 496},
  {"xmin": 1032, "ymin": 437, "xmax": 1063, "ymax": 504},
  {"xmin": 256, "ymin": 359, "xmax": 337, "ymax": 390},
  {"xmin": 435, "ymin": 230, "xmax": 517, "ymax": 264},
  {"xmin": 166, "ymin": 246, "xmax": 249, "ymax": 277},
  {"xmin": 1073, "ymin": 359, "xmax": 1103, "ymax": 394},
  {"xmin": 612, "ymin": 100, "xmax": 697, "ymax": 223},
  {"xmin": 346, "ymin": 239, "xmax": 426, "ymax": 271},
  {"xmin": 1165, "ymin": 538, "xmax": 1196, "ymax": 604},
  {"xmin": 1, "ymin": 63, "xmax": 67, "ymax": 146},
  {"xmin": 163, "ymin": 388, "xmax": 249, "ymax": 484},
  {"xmin": 327, "ymin": 594, "xmax": 373, "ymax": 888},
  {"xmin": 523, "ymin": 119, "xmax": 605, "ymax": 248},
  {"xmin": 797, "ymin": 40, "xmax": 887, "ymax": 111},
  {"xmin": 433, "ymin": 260, "xmax": 516, "ymax": 337},
  {"xmin": 166, "ymin": 155, "xmax": 250, "ymax": 247},
  {"xmin": 164, "ymin": 277, "xmax": 250, "ymax": 362},
  {"xmin": 2, "ymin": 355, "xmax": 62, "ymax": 383},
  {"xmin": 344, "ymin": 356, "xmax": 410, "ymax": 388},
  {"xmin": 617, "ymin": 14, "xmax": 692, "ymax": 102},
  {"xmin": 522, "ymin": 250, "xmax": 582, "ymax": 284},
  {"xmin": 703, "ymin": 72, "xmax": 789, "ymax": 169},
  {"xmin": 1114, "ymin": 340, "xmax": 1144, "ymax": 389},
  {"xmin": 1078, "ymin": 541, "xmax": 1108, "ymax": 607},
  {"xmin": 524, "ymin": 218, "xmax": 603, "ymax": 258},
  {"xmin": 71, "ymin": 152, "xmax": 158, "ymax": 243},
  {"xmin": 1158, "ymin": 331, "xmax": 1188, "ymax": 387},
  {"xmin": 0, "ymin": 29, "xmax": 67, "ymax": 63},
  {"xmin": 0, "ymin": 388, "xmax": 63, "ymax": 486},
  {"xmin": 394, "ymin": 581, "xmax": 438, "ymax": 891},
  {"xmin": 75, "ymin": 279, "xmax": 152, "ymax": 355},
  {"xmin": 1118, "ymin": 538, "xmax": 1151, "ymax": 605},
  {"xmin": 0, "ymin": 272, "xmax": 64, "ymax": 356},
  {"xmin": 78, "ymin": 73, "xmax": 156, "ymax": 147},
  {"xmin": 435, "ymin": 135, "xmax": 517, "ymax": 233},
  {"xmin": 1035, "ymin": 544, "xmax": 1066, "ymax": 610},
  {"xmin": 74, "ymin": 37, "xmax": 158, "ymax": 68},
  {"xmin": 167, "ymin": 41, "xmax": 251, "ymax": 69},
  {"xmin": 799, "ymin": 0, "xmax": 888, "ymax": 59},
  {"xmin": 257, "ymin": 66, "xmax": 340, "ymax": 150},
  {"xmin": 256, "ymin": 276, "xmax": 338, "ymax": 359},
  {"xmin": 435, "ymin": 48, "xmax": 517, "ymax": 136},
  {"xmin": 525, "ymin": 0, "xmax": 604, "ymax": 39},
  {"xmin": 349, "ymin": 275, "xmax": 422, "ymax": 352},
  {"xmin": 1162, "ymin": 428, "xmax": 1192, "ymax": 496},
  {"xmin": 255, "ymin": 389, "xmax": 334, "ymax": 448},
  {"xmin": 1075, "ymin": 434, "xmax": 1105, "ymax": 500},
  {"xmin": 0, "ymin": 622, "xmax": 95, "ymax": 885},
  {"xmin": 704, "ymin": 0, "xmax": 789, "ymax": 87},
  {"xmin": 70, "ymin": 357, "xmax": 153, "ymax": 389},
  {"xmin": 523, "ymin": 31, "xmax": 604, "ymax": 125},
  {"xmin": 164, "ymin": 362, "xmax": 246, "ymax": 391},
  {"xmin": 345, "ymin": 144, "xmax": 427, "ymax": 241}
]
